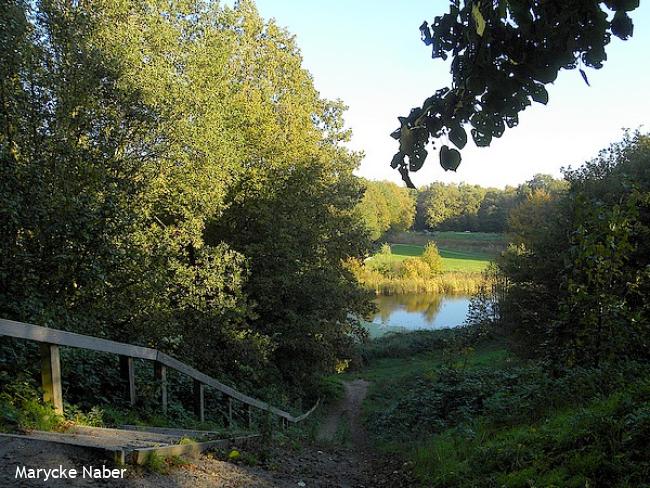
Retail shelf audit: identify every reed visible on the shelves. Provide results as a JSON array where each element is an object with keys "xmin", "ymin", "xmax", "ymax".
[{"xmin": 355, "ymin": 269, "xmax": 483, "ymax": 296}]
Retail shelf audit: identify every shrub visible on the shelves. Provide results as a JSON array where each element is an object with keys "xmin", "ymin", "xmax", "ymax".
[
  {"xmin": 400, "ymin": 257, "xmax": 432, "ymax": 279},
  {"xmin": 0, "ymin": 380, "xmax": 64, "ymax": 432},
  {"xmin": 366, "ymin": 254, "xmax": 402, "ymax": 277},
  {"xmin": 421, "ymin": 242, "xmax": 443, "ymax": 273}
]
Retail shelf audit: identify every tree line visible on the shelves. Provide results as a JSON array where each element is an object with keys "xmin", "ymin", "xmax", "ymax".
[{"xmin": 357, "ymin": 174, "xmax": 567, "ymax": 240}]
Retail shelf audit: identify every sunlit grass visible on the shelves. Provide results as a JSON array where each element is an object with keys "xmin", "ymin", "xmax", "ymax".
[{"xmin": 368, "ymin": 243, "xmax": 492, "ymax": 273}]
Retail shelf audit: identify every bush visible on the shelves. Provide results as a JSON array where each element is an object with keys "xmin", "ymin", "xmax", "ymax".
[
  {"xmin": 413, "ymin": 379, "xmax": 650, "ymax": 487},
  {"xmin": 400, "ymin": 257, "xmax": 432, "ymax": 279},
  {"xmin": 0, "ymin": 380, "xmax": 64, "ymax": 432},
  {"xmin": 366, "ymin": 254, "xmax": 402, "ymax": 277},
  {"xmin": 421, "ymin": 242, "xmax": 443, "ymax": 273}
]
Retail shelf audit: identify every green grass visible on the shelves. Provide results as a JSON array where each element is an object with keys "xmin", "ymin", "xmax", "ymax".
[
  {"xmin": 372, "ymin": 243, "xmax": 492, "ymax": 273},
  {"xmin": 344, "ymin": 329, "xmax": 650, "ymax": 488}
]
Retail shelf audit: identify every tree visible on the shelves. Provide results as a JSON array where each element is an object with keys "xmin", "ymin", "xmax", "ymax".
[
  {"xmin": 390, "ymin": 0, "xmax": 641, "ymax": 187},
  {"xmin": 356, "ymin": 180, "xmax": 416, "ymax": 240},
  {"xmin": 1, "ymin": 0, "xmax": 374, "ymax": 401},
  {"xmin": 495, "ymin": 133, "xmax": 650, "ymax": 364},
  {"xmin": 421, "ymin": 243, "xmax": 444, "ymax": 274}
]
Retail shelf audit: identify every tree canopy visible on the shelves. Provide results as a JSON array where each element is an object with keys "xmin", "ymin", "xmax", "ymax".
[
  {"xmin": 0, "ymin": 0, "xmax": 371, "ymax": 400},
  {"xmin": 391, "ymin": 0, "xmax": 641, "ymax": 187}
]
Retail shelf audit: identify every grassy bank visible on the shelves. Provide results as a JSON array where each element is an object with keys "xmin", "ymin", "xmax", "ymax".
[
  {"xmin": 342, "ymin": 329, "xmax": 650, "ymax": 488},
  {"xmin": 354, "ymin": 232, "xmax": 499, "ymax": 294}
]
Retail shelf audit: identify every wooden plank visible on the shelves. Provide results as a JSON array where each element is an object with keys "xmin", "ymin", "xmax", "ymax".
[
  {"xmin": 119, "ymin": 356, "xmax": 136, "ymax": 406},
  {"xmin": 227, "ymin": 396, "xmax": 233, "ymax": 426},
  {"xmin": 154, "ymin": 362, "xmax": 167, "ymax": 414},
  {"xmin": 193, "ymin": 380, "xmax": 205, "ymax": 423},
  {"xmin": 118, "ymin": 425, "xmax": 225, "ymax": 438},
  {"xmin": 0, "ymin": 319, "xmax": 157, "ymax": 360},
  {"xmin": 40, "ymin": 343, "xmax": 63, "ymax": 415},
  {"xmin": 292, "ymin": 399, "xmax": 320, "ymax": 423},
  {"xmin": 0, "ymin": 433, "xmax": 126, "ymax": 466},
  {"xmin": 128, "ymin": 434, "xmax": 260, "ymax": 465}
]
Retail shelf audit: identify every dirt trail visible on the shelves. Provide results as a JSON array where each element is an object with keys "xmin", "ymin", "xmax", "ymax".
[{"xmin": 317, "ymin": 379, "xmax": 370, "ymax": 446}]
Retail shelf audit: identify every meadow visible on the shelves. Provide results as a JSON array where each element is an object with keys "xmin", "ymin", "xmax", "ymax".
[{"xmin": 375, "ymin": 243, "xmax": 492, "ymax": 273}]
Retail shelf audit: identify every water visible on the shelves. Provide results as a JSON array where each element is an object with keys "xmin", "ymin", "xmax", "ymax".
[{"xmin": 367, "ymin": 293, "xmax": 471, "ymax": 337}]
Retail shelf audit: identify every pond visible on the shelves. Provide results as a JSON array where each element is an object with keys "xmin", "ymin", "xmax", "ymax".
[{"xmin": 366, "ymin": 293, "xmax": 471, "ymax": 338}]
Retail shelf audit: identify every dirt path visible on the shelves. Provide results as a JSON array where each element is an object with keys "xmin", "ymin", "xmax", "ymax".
[{"xmin": 317, "ymin": 379, "xmax": 370, "ymax": 446}]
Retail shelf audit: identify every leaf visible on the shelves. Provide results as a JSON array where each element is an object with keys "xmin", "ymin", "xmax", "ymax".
[
  {"xmin": 449, "ymin": 125, "xmax": 467, "ymax": 149},
  {"xmin": 529, "ymin": 83, "xmax": 548, "ymax": 105},
  {"xmin": 399, "ymin": 125, "xmax": 415, "ymax": 155},
  {"xmin": 472, "ymin": 4, "xmax": 486, "ymax": 37},
  {"xmin": 471, "ymin": 128, "xmax": 492, "ymax": 147},
  {"xmin": 419, "ymin": 21, "xmax": 433, "ymax": 46},
  {"xmin": 617, "ymin": 0, "xmax": 639, "ymax": 12},
  {"xmin": 390, "ymin": 152, "xmax": 405, "ymax": 169},
  {"xmin": 611, "ymin": 11, "xmax": 634, "ymax": 40},
  {"xmin": 579, "ymin": 69, "xmax": 590, "ymax": 87},
  {"xmin": 439, "ymin": 145, "xmax": 461, "ymax": 171}
]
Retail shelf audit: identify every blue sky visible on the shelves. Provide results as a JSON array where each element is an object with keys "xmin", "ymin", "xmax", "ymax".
[{"xmin": 249, "ymin": 1, "xmax": 650, "ymax": 188}]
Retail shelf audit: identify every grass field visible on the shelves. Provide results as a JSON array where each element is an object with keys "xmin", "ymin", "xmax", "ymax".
[{"xmin": 372, "ymin": 243, "xmax": 493, "ymax": 273}]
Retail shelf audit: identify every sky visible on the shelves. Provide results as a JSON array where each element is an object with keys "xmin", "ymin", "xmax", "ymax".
[{"xmin": 247, "ymin": 1, "xmax": 650, "ymax": 189}]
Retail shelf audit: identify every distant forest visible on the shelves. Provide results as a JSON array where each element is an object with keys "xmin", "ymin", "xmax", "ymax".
[{"xmin": 357, "ymin": 174, "xmax": 568, "ymax": 239}]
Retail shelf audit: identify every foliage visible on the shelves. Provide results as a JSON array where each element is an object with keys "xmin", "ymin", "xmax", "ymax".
[
  {"xmin": 357, "ymin": 328, "xmax": 650, "ymax": 488},
  {"xmin": 415, "ymin": 175, "xmax": 565, "ymax": 232},
  {"xmin": 496, "ymin": 133, "xmax": 650, "ymax": 364},
  {"xmin": 0, "ymin": 379, "xmax": 64, "ymax": 432},
  {"xmin": 390, "ymin": 0, "xmax": 641, "ymax": 184},
  {"xmin": 421, "ymin": 242, "xmax": 443, "ymax": 274},
  {"xmin": 0, "ymin": 0, "xmax": 372, "ymax": 407},
  {"xmin": 411, "ymin": 379, "xmax": 650, "ymax": 488},
  {"xmin": 356, "ymin": 180, "xmax": 416, "ymax": 241}
]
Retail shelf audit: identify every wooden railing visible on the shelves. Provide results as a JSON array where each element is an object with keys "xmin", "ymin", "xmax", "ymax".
[{"xmin": 0, "ymin": 318, "xmax": 318, "ymax": 427}]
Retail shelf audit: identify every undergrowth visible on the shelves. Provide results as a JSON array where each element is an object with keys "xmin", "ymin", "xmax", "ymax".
[{"xmin": 355, "ymin": 328, "xmax": 650, "ymax": 488}]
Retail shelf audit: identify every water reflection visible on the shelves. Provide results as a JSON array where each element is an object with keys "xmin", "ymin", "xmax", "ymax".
[{"xmin": 370, "ymin": 293, "xmax": 470, "ymax": 334}]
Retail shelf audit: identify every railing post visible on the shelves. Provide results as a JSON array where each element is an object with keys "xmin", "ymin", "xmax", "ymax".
[
  {"xmin": 193, "ymin": 380, "xmax": 205, "ymax": 423},
  {"xmin": 247, "ymin": 404, "xmax": 253, "ymax": 429},
  {"xmin": 119, "ymin": 356, "xmax": 136, "ymax": 406},
  {"xmin": 154, "ymin": 362, "xmax": 167, "ymax": 414},
  {"xmin": 221, "ymin": 395, "xmax": 233, "ymax": 427},
  {"xmin": 228, "ymin": 396, "xmax": 233, "ymax": 426},
  {"xmin": 39, "ymin": 343, "xmax": 63, "ymax": 415}
]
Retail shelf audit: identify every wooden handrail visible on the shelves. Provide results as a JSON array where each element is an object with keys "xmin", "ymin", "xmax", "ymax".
[{"xmin": 0, "ymin": 318, "xmax": 316, "ymax": 424}]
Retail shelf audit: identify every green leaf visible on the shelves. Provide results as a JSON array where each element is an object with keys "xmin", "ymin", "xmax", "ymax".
[
  {"xmin": 449, "ymin": 125, "xmax": 467, "ymax": 150},
  {"xmin": 439, "ymin": 145, "xmax": 461, "ymax": 171},
  {"xmin": 472, "ymin": 4, "xmax": 486, "ymax": 37},
  {"xmin": 529, "ymin": 84, "xmax": 549, "ymax": 105},
  {"xmin": 611, "ymin": 11, "xmax": 634, "ymax": 40},
  {"xmin": 390, "ymin": 152, "xmax": 405, "ymax": 169},
  {"xmin": 471, "ymin": 128, "xmax": 492, "ymax": 147}
]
